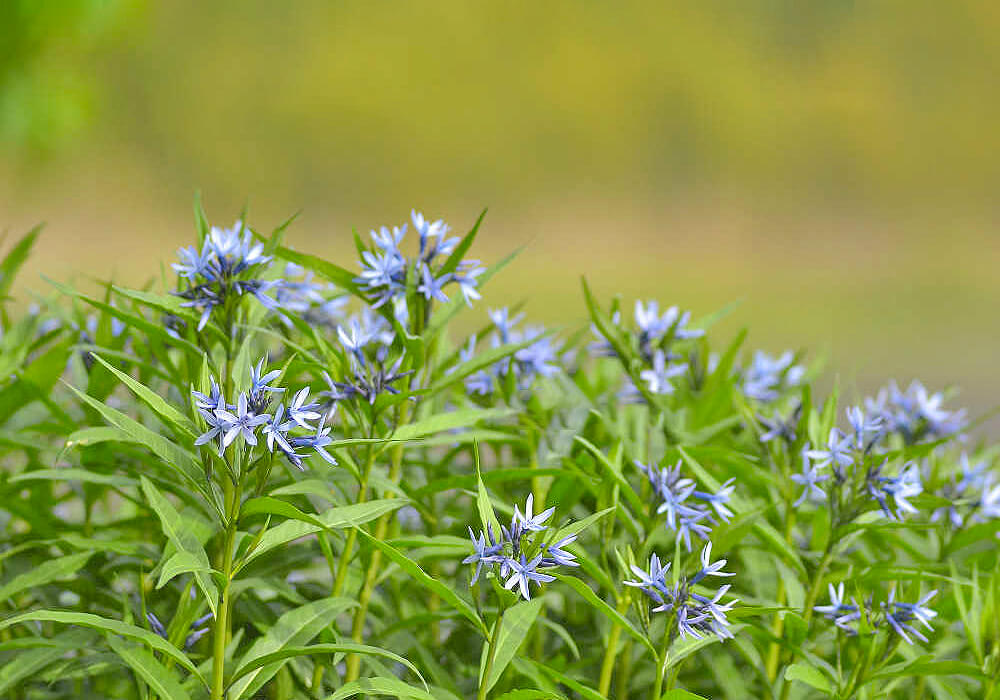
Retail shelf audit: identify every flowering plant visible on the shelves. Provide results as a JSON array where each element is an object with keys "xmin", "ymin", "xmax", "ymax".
[{"xmin": 0, "ymin": 204, "xmax": 997, "ymax": 699}]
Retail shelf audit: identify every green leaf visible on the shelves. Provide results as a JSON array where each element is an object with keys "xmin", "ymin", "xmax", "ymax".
[
  {"xmin": 229, "ymin": 597, "xmax": 358, "ymax": 699},
  {"xmin": 140, "ymin": 477, "xmax": 219, "ymax": 614},
  {"xmin": 526, "ymin": 659, "xmax": 605, "ymax": 700},
  {"xmin": 548, "ymin": 506, "xmax": 614, "ymax": 544},
  {"xmin": 427, "ymin": 338, "xmax": 539, "ymax": 397},
  {"xmin": 0, "ymin": 630, "xmax": 90, "ymax": 695},
  {"xmin": 238, "ymin": 498, "xmax": 408, "ymax": 570},
  {"xmin": 355, "ymin": 528, "xmax": 487, "ymax": 635},
  {"xmin": 552, "ymin": 573, "xmax": 656, "ymax": 657},
  {"xmin": 0, "ymin": 551, "xmax": 93, "ymax": 601},
  {"xmin": 438, "ymin": 208, "xmax": 486, "ymax": 277},
  {"xmin": 67, "ymin": 384, "xmax": 205, "ymax": 494},
  {"xmin": 323, "ymin": 676, "xmax": 438, "ymax": 700},
  {"xmin": 475, "ymin": 450, "xmax": 503, "ymax": 539},
  {"xmin": 784, "ymin": 662, "xmax": 834, "ymax": 695},
  {"xmin": 870, "ymin": 658, "xmax": 987, "ymax": 682},
  {"xmin": 275, "ymin": 246, "xmax": 362, "ymax": 296},
  {"xmin": 495, "ymin": 692, "xmax": 564, "ymax": 700},
  {"xmin": 391, "ymin": 407, "xmax": 515, "ymax": 442},
  {"xmin": 107, "ymin": 635, "xmax": 192, "ymax": 700},
  {"xmin": 91, "ymin": 354, "xmax": 197, "ymax": 437},
  {"xmin": 64, "ymin": 425, "xmax": 139, "ymax": 449},
  {"xmin": 229, "ymin": 642, "xmax": 425, "ymax": 688},
  {"xmin": 661, "ymin": 691, "xmax": 709, "ymax": 699},
  {"xmin": 0, "ymin": 610, "xmax": 205, "ymax": 684},
  {"xmin": 46, "ymin": 277, "xmax": 204, "ymax": 357},
  {"xmin": 480, "ymin": 598, "xmax": 544, "ymax": 693},
  {"xmin": 0, "ymin": 225, "xmax": 41, "ymax": 300},
  {"xmin": 10, "ymin": 467, "xmax": 137, "ymax": 489},
  {"xmin": 157, "ymin": 551, "xmax": 214, "ymax": 589},
  {"xmin": 665, "ymin": 625, "xmax": 744, "ymax": 671},
  {"xmin": 573, "ymin": 437, "xmax": 645, "ymax": 518}
]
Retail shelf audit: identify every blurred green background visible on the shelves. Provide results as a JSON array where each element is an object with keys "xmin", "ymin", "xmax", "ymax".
[{"xmin": 2, "ymin": 1, "xmax": 998, "ymax": 421}]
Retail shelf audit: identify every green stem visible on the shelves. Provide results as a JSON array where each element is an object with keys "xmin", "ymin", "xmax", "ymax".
[
  {"xmin": 332, "ymin": 443, "xmax": 375, "ymax": 597},
  {"xmin": 777, "ymin": 543, "xmax": 834, "ymax": 700},
  {"xmin": 598, "ymin": 598, "xmax": 628, "ymax": 697},
  {"xmin": 616, "ymin": 638, "xmax": 634, "ymax": 699},
  {"xmin": 766, "ymin": 504, "xmax": 797, "ymax": 681},
  {"xmin": 344, "ymin": 406, "xmax": 410, "ymax": 682},
  {"xmin": 650, "ymin": 621, "xmax": 675, "ymax": 700},
  {"xmin": 802, "ymin": 546, "xmax": 835, "ymax": 627},
  {"xmin": 211, "ymin": 479, "xmax": 240, "ymax": 700},
  {"xmin": 477, "ymin": 606, "xmax": 506, "ymax": 700},
  {"xmin": 840, "ymin": 633, "xmax": 880, "ymax": 699}
]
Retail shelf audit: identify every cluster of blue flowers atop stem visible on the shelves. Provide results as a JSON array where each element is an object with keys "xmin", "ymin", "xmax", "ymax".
[
  {"xmin": 172, "ymin": 221, "xmax": 280, "ymax": 330},
  {"xmin": 356, "ymin": 210, "xmax": 485, "ymax": 321},
  {"xmin": 636, "ymin": 459, "xmax": 734, "ymax": 551},
  {"xmin": 462, "ymin": 308, "xmax": 562, "ymax": 396},
  {"xmin": 193, "ymin": 358, "xmax": 336, "ymax": 469},
  {"xmin": 625, "ymin": 544, "xmax": 737, "ymax": 641},
  {"xmin": 741, "ymin": 350, "xmax": 805, "ymax": 402},
  {"xmin": 592, "ymin": 300, "xmax": 704, "ymax": 401},
  {"xmin": 463, "ymin": 495, "xmax": 579, "ymax": 600},
  {"xmin": 322, "ymin": 310, "xmax": 411, "ymax": 406},
  {"xmin": 815, "ymin": 583, "xmax": 938, "ymax": 645}
]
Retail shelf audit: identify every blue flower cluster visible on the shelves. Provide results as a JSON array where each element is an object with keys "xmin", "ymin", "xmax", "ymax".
[
  {"xmin": 274, "ymin": 262, "xmax": 347, "ymax": 328},
  {"xmin": 815, "ymin": 584, "xmax": 937, "ymax": 645},
  {"xmin": 789, "ymin": 406, "xmax": 925, "ymax": 520},
  {"xmin": 636, "ymin": 460, "xmax": 734, "ymax": 551},
  {"xmin": 355, "ymin": 210, "xmax": 485, "ymax": 316},
  {"xmin": 625, "ymin": 544, "xmax": 737, "ymax": 640},
  {"xmin": 192, "ymin": 358, "xmax": 336, "ymax": 469},
  {"xmin": 462, "ymin": 308, "xmax": 562, "ymax": 396},
  {"xmin": 172, "ymin": 221, "xmax": 280, "ymax": 330},
  {"xmin": 864, "ymin": 380, "xmax": 967, "ymax": 444},
  {"xmin": 322, "ymin": 311, "xmax": 411, "ymax": 405},
  {"xmin": 591, "ymin": 300, "xmax": 702, "ymax": 401},
  {"xmin": 463, "ymin": 495, "xmax": 579, "ymax": 600},
  {"xmin": 931, "ymin": 454, "xmax": 1000, "ymax": 528},
  {"xmin": 741, "ymin": 350, "xmax": 804, "ymax": 402}
]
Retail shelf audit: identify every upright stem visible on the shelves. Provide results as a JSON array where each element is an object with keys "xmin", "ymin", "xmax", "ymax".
[
  {"xmin": 650, "ymin": 621, "xmax": 675, "ymax": 700},
  {"xmin": 344, "ymin": 405, "xmax": 410, "ymax": 681},
  {"xmin": 211, "ymin": 479, "xmax": 240, "ymax": 700},
  {"xmin": 478, "ymin": 606, "xmax": 506, "ymax": 700},
  {"xmin": 616, "ymin": 638, "xmax": 634, "ymax": 698},
  {"xmin": 332, "ymin": 442, "xmax": 376, "ymax": 597},
  {"xmin": 766, "ymin": 506, "xmax": 796, "ymax": 681},
  {"xmin": 598, "ymin": 598, "xmax": 628, "ymax": 696},
  {"xmin": 778, "ymin": 543, "xmax": 835, "ymax": 700}
]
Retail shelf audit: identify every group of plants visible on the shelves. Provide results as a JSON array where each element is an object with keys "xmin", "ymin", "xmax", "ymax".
[{"xmin": 0, "ymin": 203, "xmax": 997, "ymax": 699}]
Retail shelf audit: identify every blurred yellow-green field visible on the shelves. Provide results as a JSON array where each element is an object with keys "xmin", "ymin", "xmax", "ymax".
[{"xmin": 2, "ymin": 1, "xmax": 998, "ymax": 424}]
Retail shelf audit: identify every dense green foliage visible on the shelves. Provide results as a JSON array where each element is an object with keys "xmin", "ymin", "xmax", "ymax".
[{"xmin": 0, "ymin": 206, "xmax": 998, "ymax": 700}]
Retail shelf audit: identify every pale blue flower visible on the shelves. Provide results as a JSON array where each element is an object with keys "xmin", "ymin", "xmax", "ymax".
[
  {"xmin": 883, "ymin": 588, "xmax": 936, "ymax": 644},
  {"xmin": 805, "ymin": 428, "xmax": 854, "ymax": 472},
  {"xmin": 790, "ymin": 449, "xmax": 829, "ymax": 506},
  {"xmin": 417, "ymin": 263, "xmax": 451, "ymax": 303},
  {"xmin": 215, "ymin": 393, "xmax": 269, "ymax": 448},
  {"xmin": 814, "ymin": 583, "xmax": 860, "ymax": 633},
  {"xmin": 640, "ymin": 349, "xmax": 686, "ymax": 394},
  {"xmin": 503, "ymin": 554, "xmax": 554, "ymax": 600}
]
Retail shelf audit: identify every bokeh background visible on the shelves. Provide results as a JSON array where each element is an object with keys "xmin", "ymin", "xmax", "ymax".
[{"xmin": 2, "ymin": 1, "xmax": 998, "ymax": 425}]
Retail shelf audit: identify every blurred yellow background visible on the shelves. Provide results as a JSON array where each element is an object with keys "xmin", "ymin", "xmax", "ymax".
[{"xmin": 2, "ymin": 1, "xmax": 998, "ymax": 422}]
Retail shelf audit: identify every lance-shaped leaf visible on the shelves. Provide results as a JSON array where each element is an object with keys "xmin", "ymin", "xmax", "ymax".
[
  {"xmin": 107, "ymin": 635, "xmax": 192, "ymax": 700},
  {"xmin": 228, "ymin": 597, "xmax": 357, "ymax": 699},
  {"xmin": 140, "ymin": 477, "xmax": 219, "ymax": 614},
  {"xmin": 0, "ymin": 610, "xmax": 205, "ymax": 685},
  {"xmin": 479, "ymin": 598, "xmax": 544, "ymax": 694}
]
